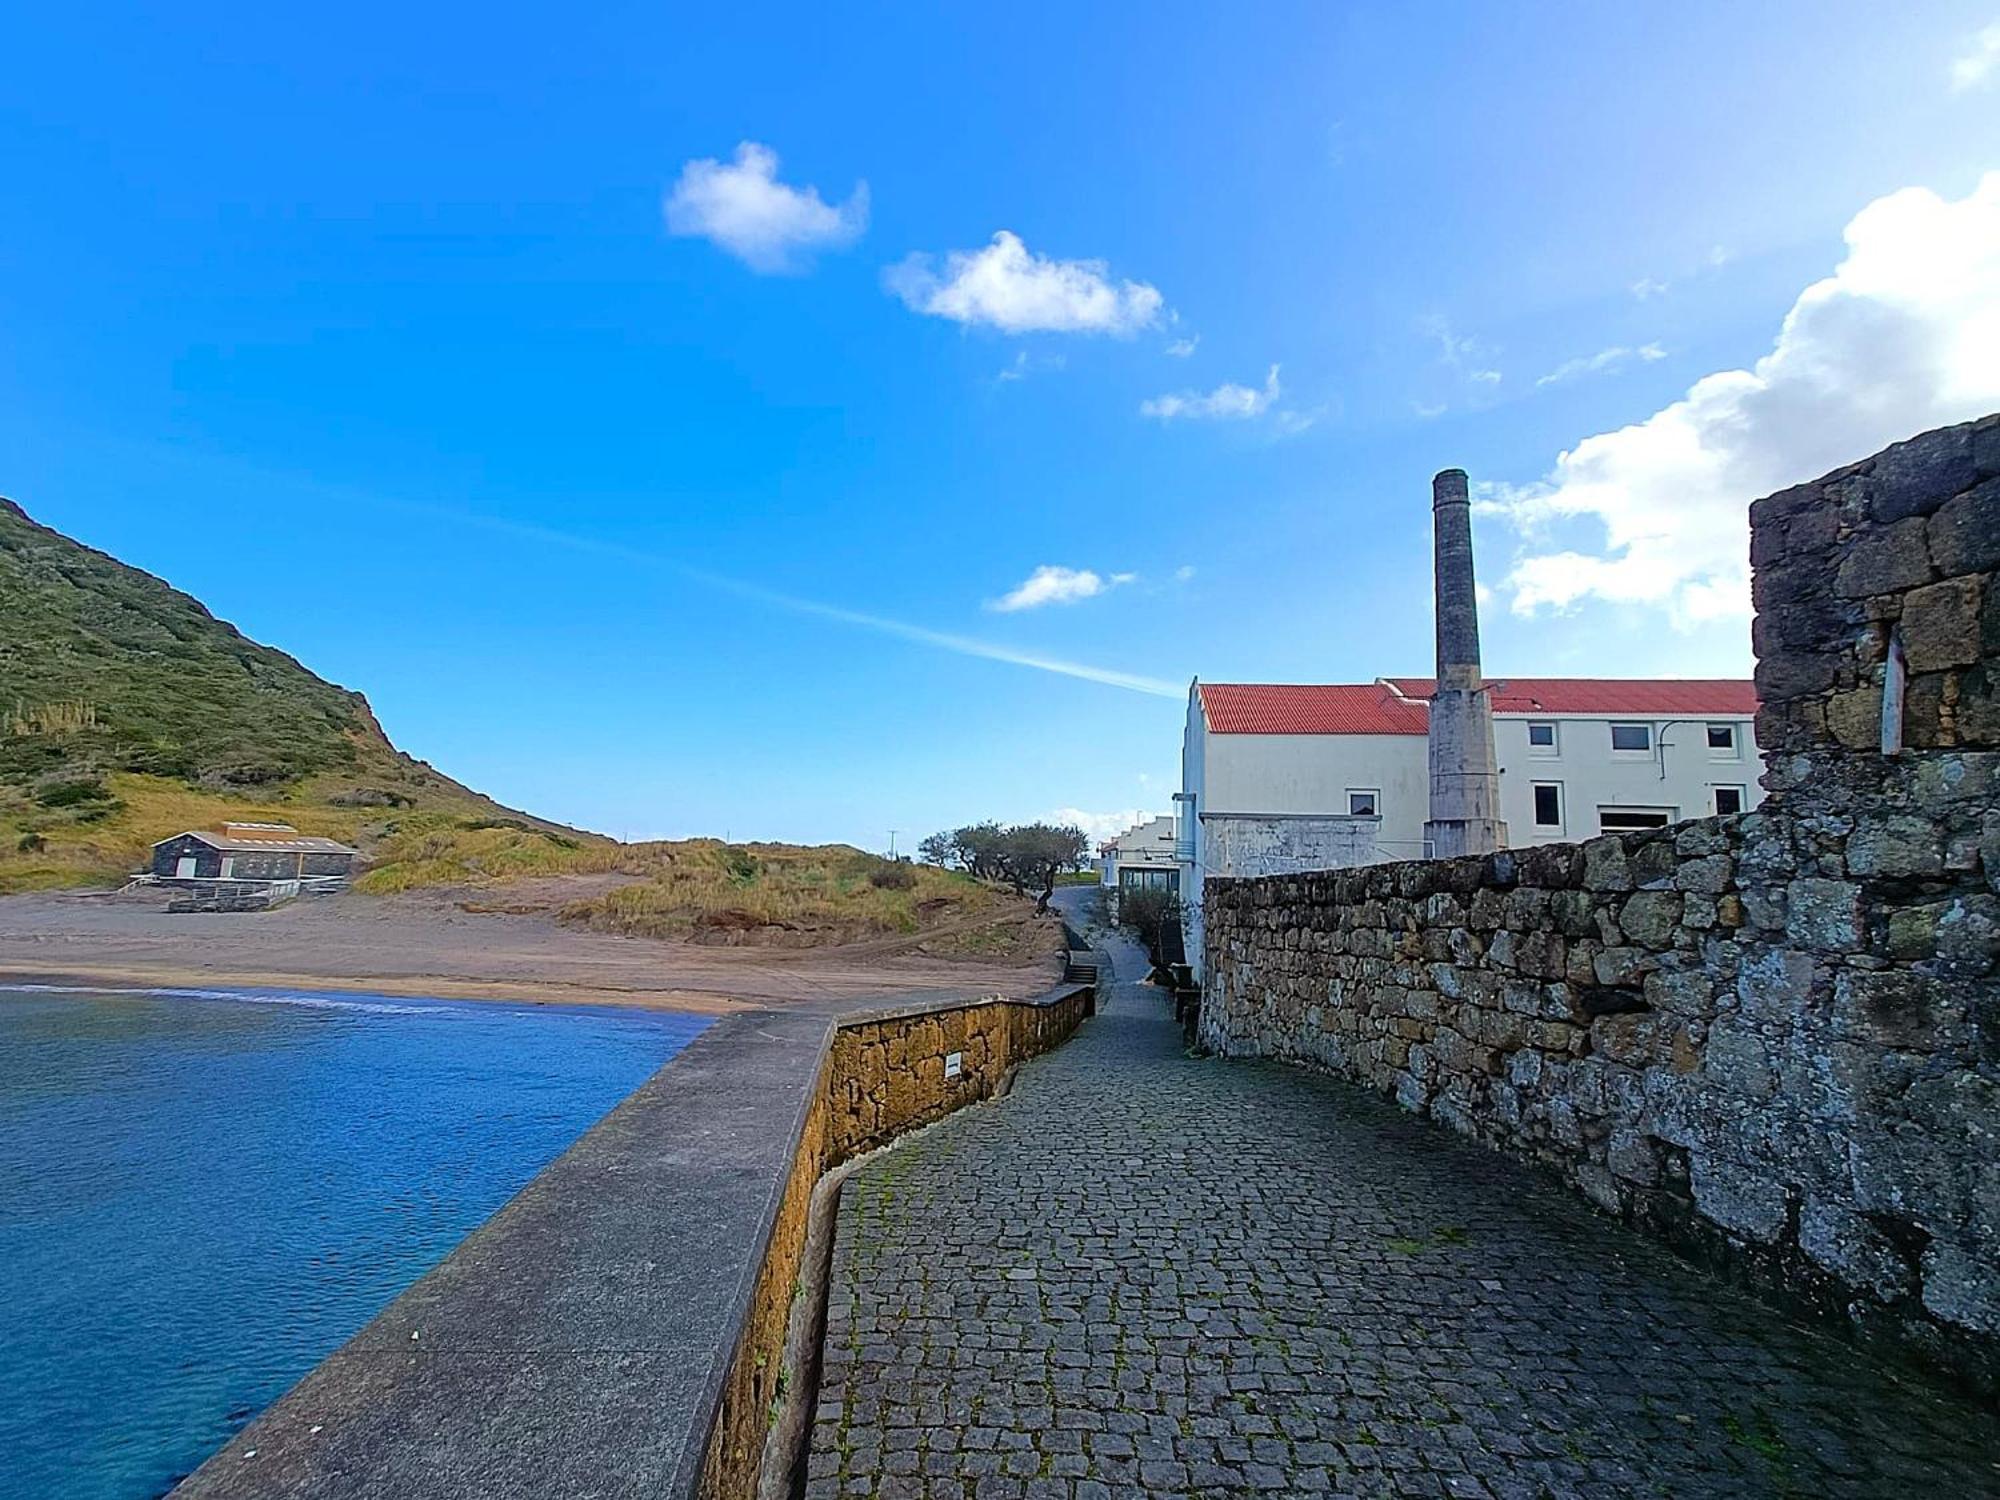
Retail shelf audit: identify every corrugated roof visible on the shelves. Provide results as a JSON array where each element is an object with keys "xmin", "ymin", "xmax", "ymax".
[
  {"xmin": 1385, "ymin": 677, "xmax": 1759, "ymax": 717},
  {"xmin": 1198, "ymin": 683, "xmax": 1431, "ymax": 736},
  {"xmin": 1199, "ymin": 678, "xmax": 1757, "ymax": 735},
  {"xmin": 157, "ymin": 830, "xmax": 358, "ymax": 855}
]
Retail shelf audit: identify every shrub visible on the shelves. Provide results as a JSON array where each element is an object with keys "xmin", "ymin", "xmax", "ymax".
[
  {"xmin": 868, "ymin": 861, "xmax": 917, "ymax": 890},
  {"xmin": 1119, "ymin": 886, "xmax": 1184, "ymax": 970},
  {"xmin": 36, "ymin": 777, "xmax": 113, "ymax": 808}
]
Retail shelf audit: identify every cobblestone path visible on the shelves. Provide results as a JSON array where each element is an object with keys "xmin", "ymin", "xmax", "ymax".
[{"xmin": 807, "ymin": 913, "xmax": 2000, "ymax": 1500}]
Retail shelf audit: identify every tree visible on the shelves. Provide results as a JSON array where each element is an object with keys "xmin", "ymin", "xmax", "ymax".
[
  {"xmin": 999, "ymin": 822, "xmax": 1090, "ymax": 913},
  {"xmin": 916, "ymin": 820, "xmax": 1090, "ymax": 912}
]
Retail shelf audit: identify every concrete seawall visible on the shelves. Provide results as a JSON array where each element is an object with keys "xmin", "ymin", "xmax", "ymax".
[{"xmin": 176, "ymin": 981, "xmax": 1095, "ymax": 1500}]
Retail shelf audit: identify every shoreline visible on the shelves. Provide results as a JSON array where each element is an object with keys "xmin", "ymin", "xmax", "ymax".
[{"xmin": 0, "ymin": 963, "xmax": 753, "ymax": 1015}]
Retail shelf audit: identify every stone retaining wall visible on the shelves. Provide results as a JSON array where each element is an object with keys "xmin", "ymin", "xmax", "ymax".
[
  {"xmin": 697, "ymin": 985, "xmax": 1096, "ymax": 1499},
  {"xmin": 1204, "ymin": 415, "xmax": 1999, "ymax": 1394},
  {"xmin": 177, "ymin": 980, "xmax": 1093, "ymax": 1500}
]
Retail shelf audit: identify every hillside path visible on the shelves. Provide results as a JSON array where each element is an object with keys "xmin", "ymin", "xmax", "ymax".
[{"xmin": 805, "ymin": 889, "xmax": 2000, "ymax": 1500}]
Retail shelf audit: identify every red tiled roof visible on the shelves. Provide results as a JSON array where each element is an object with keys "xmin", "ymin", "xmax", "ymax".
[
  {"xmin": 1385, "ymin": 677, "xmax": 1758, "ymax": 717},
  {"xmin": 1198, "ymin": 683, "xmax": 1431, "ymax": 736},
  {"xmin": 1198, "ymin": 678, "xmax": 1757, "ymax": 735}
]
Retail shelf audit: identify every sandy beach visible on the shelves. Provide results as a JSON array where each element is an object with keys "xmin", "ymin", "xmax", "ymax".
[{"xmin": 0, "ymin": 885, "xmax": 1070, "ymax": 1015}]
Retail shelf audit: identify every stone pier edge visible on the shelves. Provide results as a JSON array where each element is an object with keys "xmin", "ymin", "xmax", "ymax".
[{"xmin": 174, "ymin": 978, "xmax": 1096, "ymax": 1500}]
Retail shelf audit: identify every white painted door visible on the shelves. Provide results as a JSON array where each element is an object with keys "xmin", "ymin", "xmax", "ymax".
[{"xmin": 175, "ymin": 856, "xmax": 197, "ymax": 878}]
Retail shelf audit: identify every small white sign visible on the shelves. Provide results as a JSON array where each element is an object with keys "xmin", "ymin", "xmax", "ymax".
[{"xmin": 944, "ymin": 1051, "xmax": 963, "ymax": 1080}]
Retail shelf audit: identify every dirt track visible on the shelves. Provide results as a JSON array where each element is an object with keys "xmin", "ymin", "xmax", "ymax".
[{"xmin": 0, "ymin": 885, "xmax": 1068, "ymax": 1014}]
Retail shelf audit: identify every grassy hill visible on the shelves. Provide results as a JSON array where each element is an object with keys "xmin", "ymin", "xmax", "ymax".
[
  {"xmin": 0, "ymin": 500, "xmax": 1035, "ymax": 956},
  {"xmin": 0, "ymin": 496, "xmax": 591, "ymax": 891}
]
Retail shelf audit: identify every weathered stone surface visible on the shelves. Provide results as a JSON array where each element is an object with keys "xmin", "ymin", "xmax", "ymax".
[
  {"xmin": 817, "ymin": 921, "xmax": 2000, "ymax": 1500},
  {"xmin": 1902, "ymin": 575, "xmax": 1985, "ymax": 672},
  {"xmin": 1847, "ymin": 814, "xmax": 1945, "ymax": 878},
  {"xmin": 1834, "ymin": 513, "xmax": 1932, "ymax": 597},
  {"xmin": 1927, "ymin": 477, "xmax": 2000, "ymax": 576},
  {"xmin": 1786, "ymin": 877, "xmax": 1863, "ymax": 950},
  {"xmin": 1201, "ymin": 417, "xmax": 2000, "ymax": 1402}
]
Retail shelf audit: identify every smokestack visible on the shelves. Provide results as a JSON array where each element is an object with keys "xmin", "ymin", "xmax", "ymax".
[{"xmin": 1423, "ymin": 468, "xmax": 1507, "ymax": 858}]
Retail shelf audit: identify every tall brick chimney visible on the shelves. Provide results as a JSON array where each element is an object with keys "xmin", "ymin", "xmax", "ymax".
[{"xmin": 1423, "ymin": 468, "xmax": 1506, "ymax": 857}]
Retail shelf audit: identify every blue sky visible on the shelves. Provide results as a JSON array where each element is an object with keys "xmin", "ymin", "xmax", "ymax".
[{"xmin": 5, "ymin": 3, "xmax": 1999, "ymax": 845}]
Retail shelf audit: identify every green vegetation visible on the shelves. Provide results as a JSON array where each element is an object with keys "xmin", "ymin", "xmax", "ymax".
[
  {"xmin": 1118, "ymin": 884, "xmax": 1183, "ymax": 967},
  {"xmin": 0, "ymin": 496, "xmax": 591, "ymax": 890},
  {"xmin": 917, "ymin": 821, "xmax": 1089, "ymax": 910},
  {"xmin": 0, "ymin": 499, "xmax": 1054, "ymax": 957},
  {"xmin": 555, "ymin": 844, "xmax": 1015, "ymax": 946}
]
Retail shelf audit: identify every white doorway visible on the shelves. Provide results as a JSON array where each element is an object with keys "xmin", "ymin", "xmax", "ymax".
[{"xmin": 175, "ymin": 856, "xmax": 197, "ymax": 878}]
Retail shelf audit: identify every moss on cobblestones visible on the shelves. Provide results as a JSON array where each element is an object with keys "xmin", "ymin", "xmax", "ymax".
[{"xmin": 806, "ymin": 918, "xmax": 2000, "ymax": 1498}]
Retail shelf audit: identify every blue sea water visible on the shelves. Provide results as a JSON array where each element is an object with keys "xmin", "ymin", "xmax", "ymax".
[{"xmin": 0, "ymin": 985, "xmax": 709, "ymax": 1499}]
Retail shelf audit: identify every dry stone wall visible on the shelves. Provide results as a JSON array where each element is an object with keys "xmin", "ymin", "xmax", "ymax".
[{"xmin": 1203, "ymin": 415, "xmax": 2000, "ymax": 1394}]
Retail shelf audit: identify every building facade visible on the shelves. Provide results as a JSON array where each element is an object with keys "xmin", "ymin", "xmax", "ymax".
[
  {"xmin": 1177, "ymin": 677, "xmax": 1761, "ymax": 965},
  {"xmin": 150, "ymin": 823, "xmax": 359, "ymax": 883},
  {"xmin": 1096, "ymin": 815, "xmax": 1179, "ymax": 894}
]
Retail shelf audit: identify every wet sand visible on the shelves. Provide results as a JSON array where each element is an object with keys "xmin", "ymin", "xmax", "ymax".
[{"xmin": 0, "ymin": 887, "xmax": 1068, "ymax": 1015}]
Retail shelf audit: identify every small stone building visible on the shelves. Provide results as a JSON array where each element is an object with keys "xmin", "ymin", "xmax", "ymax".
[{"xmin": 150, "ymin": 823, "xmax": 358, "ymax": 883}]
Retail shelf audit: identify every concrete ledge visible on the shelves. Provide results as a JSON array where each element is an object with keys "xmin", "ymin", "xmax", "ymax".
[{"xmin": 176, "ymin": 982, "xmax": 1094, "ymax": 1500}]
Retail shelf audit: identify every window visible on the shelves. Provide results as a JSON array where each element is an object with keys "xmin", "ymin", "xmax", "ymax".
[
  {"xmin": 1598, "ymin": 807, "xmax": 1674, "ymax": 831},
  {"xmin": 1713, "ymin": 785, "xmax": 1746, "ymax": 816},
  {"xmin": 1119, "ymin": 868, "xmax": 1179, "ymax": 892},
  {"xmin": 1347, "ymin": 789, "xmax": 1380, "ymax": 817},
  {"xmin": 1610, "ymin": 722, "xmax": 1653, "ymax": 753},
  {"xmin": 1706, "ymin": 722, "xmax": 1741, "ymax": 758},
  {"xmin": 1526, "ymin": 721, "xmax": 1558, "ymax": 755},
  {"xmin": 1532, "ymin": 782, "xmax": 1563, "ymax": 828}
]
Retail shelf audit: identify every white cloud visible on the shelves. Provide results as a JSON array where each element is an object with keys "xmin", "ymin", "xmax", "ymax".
[
  {"xmin": 1484, "ymin": 173, "xmax": 2000, "ymax": 627},
  {"xmin": 1174, "ymin": 565, "xmax": 1197, "ymax": 582},
  {"xmin": 1165, "ymin": 335, "xmax": 1200, "ymax": 358},
  {"xmin": 1050, "ymin": 808, "xmax": 1154, "ymax": 843},
  {"xmin": 885, "ymin": 231, "xmax": 1164, "ymax": 335},
  {"xmin": 1952, "ymin": 22, "xmax": 2000, "ymax": 90},
  {"xmin": 1631, "ymin": 277, "xmax": 1670, "ymax": 300},
  {"xmin": 1141, "ymin": 365, "xmax": 1281, "ymax": 421},
  {"xmin": 1535, "ymin": 342, "xmax": 1666, "ymax": 387},
  {"xmin": 989, "ymin": 565, "xmax": 1130, "ymax": 612},
  {"xmin": 664, "ymin": 142, "xmax": 867, "ymax": 273},
  {"xmin": 996, "ymin": 349, "xmax": 1067, "ymax": 383}
]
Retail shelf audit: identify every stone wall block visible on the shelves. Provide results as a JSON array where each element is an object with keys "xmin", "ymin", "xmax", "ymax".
[
  {"xmin": 1902, "ymin": 575, "xmax": 1985, "ymax": 673},
  {"xmin": 1834, "ymin": 514, "xmax": 1934, "ymax": 598},
  {"xmin": 1869, "ymin": 422, "xmax": 1980, "ymax": 523},
  {"xmin": 1927, "ymin": 477, "xmax": 2000, "ymax": 577}
]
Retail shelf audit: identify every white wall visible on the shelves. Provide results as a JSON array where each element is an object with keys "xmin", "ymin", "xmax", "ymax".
[
  {"xmin": 1100, "ymin": 815, "xmax": 1177, "ymax": 887},
  {"xmin": 1491, "ymin": 714, "xmax": 1764, "ymax": 844},
  {"xmin": 1177, "ymin": 694, "xmax": 1766, "ymax": 969},
  {"xmin": 1201, "ymin": 733, "xmax": 1431, "ymax": 859}
]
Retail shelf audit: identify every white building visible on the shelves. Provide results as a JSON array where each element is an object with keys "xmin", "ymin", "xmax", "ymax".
[
  {"xmin": 1177, "ymin": 676, "xmax": 1762, "ymax": 965},
  {"xmin": 1097, "ymin": 815, "xmax": 1180, "ymax": 895}
]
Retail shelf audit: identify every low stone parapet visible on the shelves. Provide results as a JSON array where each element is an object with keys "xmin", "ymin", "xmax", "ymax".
[{"xmin": 176, "ymin": 981, "xmax": 1095, "ymax": 1500}]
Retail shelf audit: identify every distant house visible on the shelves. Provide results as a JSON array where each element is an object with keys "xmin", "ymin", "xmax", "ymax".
[
  {"xmin": 1097, "ymin": 816, "xmax": 1180, "ymax": 895},
  {"xmin": 1176, "ymin": 677, "xmax": 1762, "ymax": 968},
  {"xmin": 150, "ymin": 823, "xmax": 358, "ymax": 883}
]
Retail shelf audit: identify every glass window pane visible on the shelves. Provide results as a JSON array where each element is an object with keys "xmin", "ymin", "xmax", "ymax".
[
  {"xmin": 1611, "ymin": 723, "xmax": 1651, "ymax": 751},
  {"xmin": 1533, "ymin": 785, "xmax": 1561, "ymax": 826}
]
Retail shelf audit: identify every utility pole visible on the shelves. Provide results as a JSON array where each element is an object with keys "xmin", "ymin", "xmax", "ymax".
[{"xmin": 887, "ymin": 829, "xmax": 900, "ymax": 859}]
